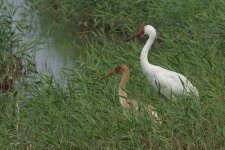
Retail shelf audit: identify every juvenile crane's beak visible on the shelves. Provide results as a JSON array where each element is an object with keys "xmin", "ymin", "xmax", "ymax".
[
  {"xmin": 101, "ymin": 69, "xmax": 117, "ymax": 80},
  {"xmin": 123, "ymin": 33, "xmax": 140, "ymax": 42}
]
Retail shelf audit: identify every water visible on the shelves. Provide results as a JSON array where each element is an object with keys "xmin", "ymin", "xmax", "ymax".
[{"xmin": 10, "ymin": 0, "xmax": 80, "ymax": 81}]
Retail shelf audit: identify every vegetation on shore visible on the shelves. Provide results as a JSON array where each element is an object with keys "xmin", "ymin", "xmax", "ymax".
[
  {"xmin": 0, "ymin": 0, "xmax": 225, "ymax": 149},
  {"xmin": 0, "ymin": 6, "xmax": 21, "ymax": 94}
]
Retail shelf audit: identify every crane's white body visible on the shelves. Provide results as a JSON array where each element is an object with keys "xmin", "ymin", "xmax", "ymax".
[{"xmin": 140, "ymin": 25, "xmax": 199, "ymax": 98}]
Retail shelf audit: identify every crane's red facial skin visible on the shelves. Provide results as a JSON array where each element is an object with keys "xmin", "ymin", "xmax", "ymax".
[
  {"xmin": 124, "ymin": 26, "xmax": 145, "ymax": 42},
  {"xmin": 138, "ymin": 25, "xmax": 145, "ymax": 35},
  {"xmin": 101, "ymin": 64, "xmax": 128, "ymax": 80}
]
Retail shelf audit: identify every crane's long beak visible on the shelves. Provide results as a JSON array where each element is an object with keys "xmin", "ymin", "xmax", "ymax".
[
  {"xmin": 101, "ymin": 69, "xmax": 116, "ymax": 80},
  {"xmin": 123, "ymin": 33, "xmax": 140, "ymax": 42}
]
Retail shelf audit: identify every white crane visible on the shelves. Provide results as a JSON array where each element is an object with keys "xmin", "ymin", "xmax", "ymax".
[{"xmin": 124, "ymin": 25, "xmax": 199, "ymax": 99}]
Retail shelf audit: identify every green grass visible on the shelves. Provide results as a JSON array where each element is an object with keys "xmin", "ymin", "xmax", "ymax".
[
  {"xmin": 0, "ymin": 0, "xmax": 225, "ymax": 149},
  {"xmin": 0, "ymin": 4, "xmax": 35, "ymax": 90}
]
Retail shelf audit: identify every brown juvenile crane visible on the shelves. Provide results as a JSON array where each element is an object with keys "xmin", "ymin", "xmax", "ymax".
[{"xmin": 101, "ymin": 64, "xmax": 161, "ymax": 124}]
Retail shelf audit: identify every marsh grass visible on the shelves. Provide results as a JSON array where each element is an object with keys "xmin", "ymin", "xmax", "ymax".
[
  {"xmin": 0, "ymin": 0, "xmax": 225, "ymax": 149},
  {"xmin": 0, "ymin": 5, "xmax": 35, "ymax": 95}
]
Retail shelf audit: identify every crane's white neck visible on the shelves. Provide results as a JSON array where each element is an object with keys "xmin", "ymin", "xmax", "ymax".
[{"xmin": 140, "ymin": 34, "xmax": 156, "ymax": 69}]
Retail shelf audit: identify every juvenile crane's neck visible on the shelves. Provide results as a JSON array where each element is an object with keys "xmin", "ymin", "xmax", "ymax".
[
  {"xmin": 119, "ymin": 70, "xmax": 129, "ymax": 97},
  {"xmin": 118, "ymin": 70, "xmax": 129, "ymax": 107}
]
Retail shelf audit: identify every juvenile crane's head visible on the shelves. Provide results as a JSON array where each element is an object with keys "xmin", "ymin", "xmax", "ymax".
[
  {"xmin": 124, "ymin": 25, "xmax": 156, "ymax": 42},
  {"xmin": 101, "ymin": 64, "xmax": 128, "ymax": 80}
]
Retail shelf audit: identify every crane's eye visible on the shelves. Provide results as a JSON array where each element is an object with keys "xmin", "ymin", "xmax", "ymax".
[
  {"xmin": 138, "ymin": 26, "xmax": 145, "ymax": 35},
  {"xmin": 115, "ymin": 66, "xmax": 121, "ymax": 72}
]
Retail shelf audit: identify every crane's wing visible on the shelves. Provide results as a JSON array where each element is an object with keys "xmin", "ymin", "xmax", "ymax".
[{"xmin": 154, "ymin": 71, "xmax": 199, "ymax": 97}]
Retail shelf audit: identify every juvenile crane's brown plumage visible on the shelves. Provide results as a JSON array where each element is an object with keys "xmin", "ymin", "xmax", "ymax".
[
  {"xmin": 101, "ymin": 64, "xmax": 138, "ymax": 110},
  {"xmin": 101, "ymin": 64, "xmax": 161, "ymax": 124}
]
